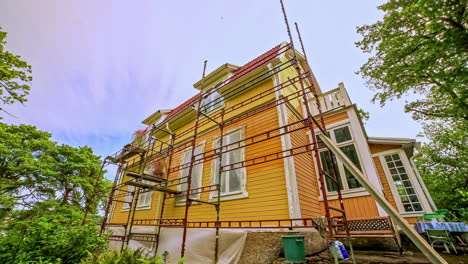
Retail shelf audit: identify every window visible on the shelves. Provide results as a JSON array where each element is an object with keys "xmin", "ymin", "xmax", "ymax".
[
  {"xmin": 201, "ymin": 91, "xmax": 223, "ymax": 113},
  {"xmin": 384, "ymin": 153, "xmax": 423, "ymax": 212},
  {"xmin": 316, "ymin": 125, "xmax": 362, "ymax": 192},
  {"xmin": 179, "ymin": 144, "xmax": 205, "ymax": 199},
  {"xmin": 320, "ymin": 151, "xmax": 343, "ymax": 192},
  {"xmin": 212, "ymin": 128, "xmax": 245, "ymax": 195},
  {"xmin": 123, "ymin": 180, "xmax": 152, "ymax": 210}
]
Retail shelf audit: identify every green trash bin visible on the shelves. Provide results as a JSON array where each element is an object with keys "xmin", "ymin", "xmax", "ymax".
[{"xmin": 282, "ymin": 235, "xmax": 306, "ymax": 263}]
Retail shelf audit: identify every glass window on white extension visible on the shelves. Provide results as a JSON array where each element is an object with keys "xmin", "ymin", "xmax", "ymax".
[
  {"xmin": 123, "ymin": 180, "xmax": 152, "ymax": 209},
  {"xmin": 179, "ymin": 144, "xmax": 204, "ymax": 199},
  {"xmin": 316, "ymin": 125, "xmax": 362, "ymax": 193},
  {"xmin": 201, "ymin": 91, "xmax": 223, "ymax": 113},
  {"xmin": 384, "ymin": 153, "xmax": 423, "ymax": 212},
  {"xmin": 213, "ymin": 129, "xmax": 244, "ymax": 195}
]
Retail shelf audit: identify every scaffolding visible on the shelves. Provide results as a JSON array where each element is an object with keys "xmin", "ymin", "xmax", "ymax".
[
  {"xmin": 86, "ymin": 1, "xmax": 449, "ymax": 263},
  {"xmin": 94, "ymin": 8, "xmax": 358, "ymax": 263},
  {"xmin": 97, "ymin": 41, "xmax": 355, "ymax": 262}
]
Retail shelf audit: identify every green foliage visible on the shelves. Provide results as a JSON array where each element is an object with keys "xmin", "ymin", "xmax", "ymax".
[
  {"xmin": 357, "ymin": 0, "xmax": 468, "ymax": 216},
  {"xmin": 357, "ymin": 108, "xmax": 370, "ymax": 122},
  {"xmin": 0, "ymin": 201, "xmax": 107, "ymax": 264},
  {"xmin": 415, "ymin": 120, "xmax": 468, "ymax": 212},
  {"xmin": 356, "ymin": 0, "xmax": 467, "ymax": 121},
  {"xmin": 0, "ymin": 27, "xmax": 32, "ymax": 117},
  {"xmin": 0, "ymin": 123, "xmax": 111, "ymax": 215},
  {"xmin": 0, "ymin": 123, "xmax": 112, "ymax": 263},
  {"xmin": 81, "ymin": 248, "xmax": 164, "ymax": 264}
]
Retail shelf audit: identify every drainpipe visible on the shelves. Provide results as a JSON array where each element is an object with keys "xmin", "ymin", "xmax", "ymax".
[{"xmin": 409, "ymin": 144, "xmax": 437, "ymax": 212}]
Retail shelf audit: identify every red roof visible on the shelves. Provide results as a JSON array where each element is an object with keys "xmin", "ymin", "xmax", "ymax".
[
  {"xmin": 161, "ymin": 43, "xmax": 284, "ymax": 124},
  {"xmin": 162, "ymin": 93, "xmax": 200, "ymax": 123},
  {"xmin": 230, "ymin": 44, "xmax": 283, "ymax": 82}
]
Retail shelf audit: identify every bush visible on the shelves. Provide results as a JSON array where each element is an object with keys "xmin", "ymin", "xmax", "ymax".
[
  {"xmin": 81, "ymin": 248, "xmax": 162, "ymax": 264},
  {"xmin": 0, "ymin": 202, "xmax": 107, "ymax": 264}
]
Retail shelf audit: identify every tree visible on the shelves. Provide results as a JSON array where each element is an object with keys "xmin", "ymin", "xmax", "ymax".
[
  {"xmin": 0, "ymin": 123, "xmax": 56, "ymax": 210},
  {"xmin": 0, "ymin": 200, "xmax": 108, "ymax": 264},
  {"xmin": 0, "ymin": 123, "xmax": 112, "ymax": 263},
  {"xmin": 356, "ymin": 0, "xmax": 467, "ymax": 121},
  {"xmin": 415, "ymin": 120, "xmax": 468, "ymax": 212},
  {"xmin": 356, "ymin": 0, "xmax": 467, "ymax": 211},
  {"xmin": 0, "ymin": 28, "xmax": 32, "ymax": 117},
  {"xmin": 0, "ymin": 123, "xmax": 110, "ymax": 213}
]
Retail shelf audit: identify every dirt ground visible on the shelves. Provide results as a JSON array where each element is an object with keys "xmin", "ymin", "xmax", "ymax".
[{"xmin": 273, "ymin": 249, "xmax": 468, "ymax": 264}]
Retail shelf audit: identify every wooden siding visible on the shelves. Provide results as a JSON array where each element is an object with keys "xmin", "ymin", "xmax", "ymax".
[
  {"xmin": 369, "ymin": 144, "xmax": 400, "ymax": 154},
  {"xmin": 110, "ymin": 101, "xmax": 290, "ymax": 223},
  {"xmin": 405, "ymin": 217, "xmax": 419, "ymax": 225},
  {"xmin": 319, "ymin": 195, "xmax": 379, "ymax": 218},
  {"xmin": 373, "ymin": 156, "xmax": 398, "ymax": 209},
  {"xmin": 323, "ymin": 112, "xmax": 348, "ymax": 126},
  {"xmin": 285, "ymin": 105, "xmax": 321, "ymax": 218},
  {"xmin": 285, "ymin": 104, "xmax": 351, "ymax": 218}
]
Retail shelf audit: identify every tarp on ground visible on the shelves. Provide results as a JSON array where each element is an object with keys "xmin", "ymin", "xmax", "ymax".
[{"xmin": 107, "ymin": 227, "xmax": 247, "ymax": 264}]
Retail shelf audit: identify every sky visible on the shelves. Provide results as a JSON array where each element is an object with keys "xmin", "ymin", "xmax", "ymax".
[{"xmin": 0, "ymin": 0, "xmax": 423, "ymax": 162}]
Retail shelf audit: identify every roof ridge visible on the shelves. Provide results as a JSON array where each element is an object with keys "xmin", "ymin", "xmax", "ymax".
[{"xmin": 159, "ymin": 43, "xmax": 285, "ymax": 124}]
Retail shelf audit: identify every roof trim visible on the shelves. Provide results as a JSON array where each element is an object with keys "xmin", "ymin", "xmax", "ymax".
[
  {"xmin": 368, "ymin": 137, "xmax": 416, "ymax": 145},
  {"xmin": 193, "ymin": 63, "xmax": 239, "ymax": 90},
  {"xmin": 141, "ymin": 109, "xmax": 172, "ymax": 126}
]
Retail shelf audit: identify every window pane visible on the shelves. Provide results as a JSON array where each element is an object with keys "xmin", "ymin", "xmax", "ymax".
[
  {"xmin": 190, "ymin": 145, "xmax": 204, "ymax": 198},
  {"xmin": 124, "ymin": 185, "xmax": 135, "ymax": 208},
  {"xmin": 385, "ymin": 153, "xmax": 422, "ymax": 212},
  {"xmin": 319, "ymin": 151, "xmax": 342, "ymax": 192},
  {"xmin": 213, "ymin": 140, "xmax": 227, "ymax": 194},
  {"xmin": 229, "ymin": 131, "xmax": 241, "ymax": 148},
  {"xmin": 202, "ymin": 92, "xmax": 223, "ymax": 113},
  {"xmin": 315, "ymin": 132, "xmax": 330, "ymax": 149},
  {"xmin": 334, "ymin": 126, "xmax": 352, "ymax": 143},
  {"xmin": 339, "ymin": 144, "xmax": 362, "ymax": 189},
  {"xmin": 229, "ymin": 169, "xmax": 242, "ymax": 192},
  {"xmin": 227, "ymin": 139, "xmax": 242, "ymax": 192},
  {"xmin": 138, "ymin": 181, "xmax": 152, "ymax": 207},
  {"xmin": 179, "ymin": 151, "xmax": 191, "ymax": 192},
  {"xmin": 220, "ymin": 171, "xmax": 227, "ymax": 193},
  {"xmin": 216, "ymin": 130, "xmax": 243, "ymax": 194}
]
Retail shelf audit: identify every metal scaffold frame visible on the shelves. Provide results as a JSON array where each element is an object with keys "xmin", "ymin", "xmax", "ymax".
[
  {"xmin": 90, "ymin": 1, "xmax": 447, "ymax": 263},
  {"xmin": 96, "ymin": 42, "xmax": 343, "ymax": 257}
]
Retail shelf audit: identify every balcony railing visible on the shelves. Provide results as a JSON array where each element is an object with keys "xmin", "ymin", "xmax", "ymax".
[{"xmin": 308, "ymin": 82, "xmax": 352, "ymax": 116}]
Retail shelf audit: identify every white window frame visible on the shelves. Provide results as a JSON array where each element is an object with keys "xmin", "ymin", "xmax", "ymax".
[
  {"xmin": 308, "ymin": 122, "xmax": 367, "ymax": 199},
  {"xmin": 176, "ymin": 142, "xmax": 206, "ymax": 205},
  {"xmin": 378, "ymin": 149, "xmax": 426, "ymax": 215},
  {"xmin": 201, "ymin": 90, "xmax": 224, "ymax": 114},
  {"xmin": 121, "ymin": 180, "xmax": 153, "ymax": 211},
  {"xmin": 210, "ymin": 126, "xmax": 248, "ymax": 201}
]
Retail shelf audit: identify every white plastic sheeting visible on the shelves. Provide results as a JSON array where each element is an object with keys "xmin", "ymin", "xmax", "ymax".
[{"xmin": 107, "ymin": 227, "xmax": 247, "ymax": 264}]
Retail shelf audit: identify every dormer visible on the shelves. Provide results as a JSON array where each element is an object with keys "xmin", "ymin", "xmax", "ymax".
[
  {"xmin": 141, "ymin": 109, "xmax": 172, "ymax": 127},
  {"xmin": 193, "ymin": 63, "xmax": 239, "ymax": 91}
]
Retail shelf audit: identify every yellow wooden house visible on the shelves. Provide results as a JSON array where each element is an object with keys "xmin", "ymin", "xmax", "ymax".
[{"xmin": 104, "ymin": 42, "xmax": 436, "ymax": 263}]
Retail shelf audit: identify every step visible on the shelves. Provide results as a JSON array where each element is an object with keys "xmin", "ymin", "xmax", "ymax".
[
  {"xmin": 125, "ymin": 181, "xmax": 182, "ymax": 195},
  {"xmin": 121, "ymin": 144, "xmax": 146, "ymax": 160},
  {"xmin": 127, "ymin": 171, "xmax": 166, "ymax": 183}
]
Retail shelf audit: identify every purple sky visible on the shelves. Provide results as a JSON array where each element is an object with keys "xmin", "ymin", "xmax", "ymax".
[{"xmin": 0, "ymin": 0, "xmax": 423, "ymax": 161}]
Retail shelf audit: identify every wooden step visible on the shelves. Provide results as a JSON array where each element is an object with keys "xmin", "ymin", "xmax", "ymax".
[
  {"xmin": 106, "ymin": 144, "xmax": 147, "ymax": 163},
  {"xmin": 121, "ymin": 144, "xmax": 146, "ymax": 160},
  {"xmin": 126, "ymin": 181, "xmax": 182, "ymax": 195},
  {"xmin": 127, "ymin": 171, "xmax": 166, "ymax": 183}
]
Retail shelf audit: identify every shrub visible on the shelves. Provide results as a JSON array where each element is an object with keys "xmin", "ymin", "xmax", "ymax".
[{"xmin": 0, "ymin": 202, "xmax": 107, "ymax": 264}]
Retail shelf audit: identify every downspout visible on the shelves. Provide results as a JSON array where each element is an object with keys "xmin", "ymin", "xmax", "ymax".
[{"xmin": 409, "ymin": 143, "xmax": 437, "ymax": 212}]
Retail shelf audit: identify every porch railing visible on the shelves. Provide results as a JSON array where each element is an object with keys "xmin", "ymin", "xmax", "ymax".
[{"xmin": 308, "ymin": 82, "xmax": 352, "ymax": 116}]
